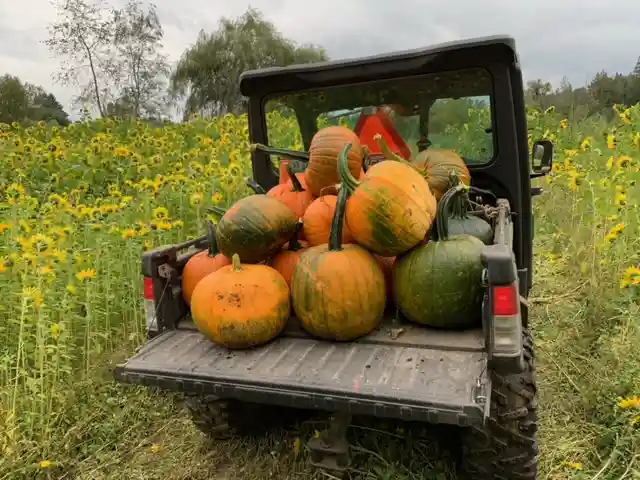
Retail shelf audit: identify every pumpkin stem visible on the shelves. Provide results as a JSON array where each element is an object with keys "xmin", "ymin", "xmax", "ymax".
[
  {"xmin": 245, "ymin": 177, "xmax": 266, "ymax": 194},
  {"xmin": 288, "ymin": 220, "xmax": 304, "ymax": 251},
  {"xmin": 278, "ymin": 159, "xmax": 291, "ymax": 185},
  {"xmin": 329, "ymin": 180, "xmax": 350, "ymax": 251},
  {"xmin": 250, "ymin": 143, "xmax": 310, "ymax": 162},
  {"xmin": 205, "ymin": 220, "xmax": 220, "ymax": 257},
  {"xmin": 285, "ymin": 163, "xmax": 305, "ymax": 192},
  {"xmin": 362, "ymin": 145, "xmax": 370, "ymax": 172},
  {"xmin": 435, "ymin": 184, "xmax": 465, "ymax": 241},
  {"xmin": 374, "ymin": 134, "xmax": 411, "ymax": 164},
  {"xmin": 231, "ymin": 253, "xmax": 242, "ymax": 272},
  {"xmin": 337, "ymin": 141, "xmax": 360, "ymax": 194},
  {"xmin": 447, "ymin": 172, "xmax": 469, "ymax": 219}
]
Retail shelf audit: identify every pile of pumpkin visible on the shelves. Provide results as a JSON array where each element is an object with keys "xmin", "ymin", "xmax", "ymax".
[{"xmin": 182, "ymin": 126, "xmax": 494, "ymax": 349}]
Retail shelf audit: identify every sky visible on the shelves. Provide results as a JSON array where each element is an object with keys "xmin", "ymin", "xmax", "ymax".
[{"xmin": 1, "ymin": 0, "xmax": 639, "ymax": 117}]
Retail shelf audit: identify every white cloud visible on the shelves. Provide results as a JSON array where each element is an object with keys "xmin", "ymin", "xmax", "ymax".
[{"xmin": 1, "ymin": 0, "xmax": 639, "ymax": 117}]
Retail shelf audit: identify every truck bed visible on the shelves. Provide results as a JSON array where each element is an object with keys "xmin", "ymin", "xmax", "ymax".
[{"xmin": 115, "ymin": 312, "xmax": 490, "ymax": 426}]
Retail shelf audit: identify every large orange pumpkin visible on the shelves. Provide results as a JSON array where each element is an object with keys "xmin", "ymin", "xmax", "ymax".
[
  {"xmin": 338, "ymin": 142, "xmax": 437, "ymax": 257},
  {"xmin": 182, "ymin": 221, "xmax": 231, "ymax": 306},
  {"xmin": 412, "ymin": 148, "xmax": 471, "ymax": 200},
  {"xmin": 190, "ymin": 254, "xmax": 290, "ymax": 349},
  {"xmin": 302, "ymin": 195, "xmax": 354, "ymax": 246},
  {"xmin": 270, "ymin": 221, "xmax": 308, "ymax": 288},
  {"xmin": 306, "ymin": 126, "xmax": 364, "ymax": 197},
  {"xmin": 291, "ymin": 187, "xmax": 386, "ymax": 341},
  {"xmin": 375, "ymin": 134, "xmax": 470, "ymax": 200},
  {"xmin": 215, "ymin": 194, "xmax": 298, "ymax": 264},
  {"xmin": 267, "ymin": 162, "xmax": 314, "ymax": 218}
]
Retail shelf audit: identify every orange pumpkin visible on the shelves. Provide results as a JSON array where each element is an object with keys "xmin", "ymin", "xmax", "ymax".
[
  {"xmin": 270, "ymin": 221, "xmax": 308, "ymax": 288},
  {"xmin": 375, "ymin": 134, "xmax": 470, "ymax": 200},
  {"xmin": 215, "ymin": 194, "xmax": 298, "ymax": 264},
  {"xmin": 373, "ymin": 254, "xmax": 396, "ymax": 300},
  {"xmin": 291, "ymin": 187, "xmax": 386, "ymax": 341},
  {"xmin": 302, "ymin": 195, "xmax": 354, "ymax": 246},
  {"xmin": 190, "ymin": 254, "xmax": 290, "ymax": 349},
  {"xmin": 339, "ymin": 142, "xmax": 437, "ymax": 257},
  {"xmin": 306, "ymin": 126, "xmax": 364, "ymax": 196},
  {"xmin": 267, "ymin": 162, "xmax": 314, "ymax": 218},
  {"xmin": 182, "ymin": 221, "xmax": 232, "ymax": 306}
]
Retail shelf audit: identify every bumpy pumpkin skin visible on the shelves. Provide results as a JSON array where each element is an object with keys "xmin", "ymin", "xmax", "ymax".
[
  {"xmin": 215, "ymin": 195, "xmax": 298, "ymax": 264},
  {"xmin": 182, "ymin": 250, "xmax": 231, "ymax": 305},
  {"xmin": 292, "ymin": 244, "xmax": 386, "ymax": 341},
  {"xmin": 412, "ymin": 149, "xmax": 471, "ymax": 200},
  {"xmin": 306, "ymin": 126, "xmax": 364, "ymax": 196},
  {"xmin": 302, "ymin": 195, "xmax": 353, "ymax": 246},
  {"xmin": 190, "ymin": 254, "xmax": 290, "ymax": 349},
  {"xmin": 392, "ymin": 235, "xmax": 485, "ymax": 329},
  {"xmin": 345, "ymin": 160, "xmax": 437, "ymax": 256}
]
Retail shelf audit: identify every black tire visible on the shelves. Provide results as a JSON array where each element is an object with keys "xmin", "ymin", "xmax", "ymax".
[
  {"xmin": 184, "ymin": 394, "xmax": 311, "ymax": 440},
  {"xmin": 184, "ymin": 394, "xmax": 236, "ymax": 440},
  {"xmin": 459, "ymin": 329, "xmax": 539, "ymax": 479}
]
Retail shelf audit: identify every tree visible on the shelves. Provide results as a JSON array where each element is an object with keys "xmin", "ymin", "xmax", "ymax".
[
  {"xmin": 0, "ymin": 75, "xmax": 69, "ymax": 125},
  {"xmin": 171, "ymin": 7, "xmax": 327, "ymax": 118},
  {"xmin": 45, "ymin": 0, "xmax": 118, "ymax": 117},
  {"xmin": 112, "ymin": 0, "xmax": 170, "ymax": 119},
  {"xmin": 25, "ymin": 85, "xmax": 70, "ymax": 125},
  {"xmin": 0, "ymin": 75, "xmax": 29, "ymax": 124},
  {"xmin": 525, "ymin": 79, "xmax": 553, "ymax": 108}
]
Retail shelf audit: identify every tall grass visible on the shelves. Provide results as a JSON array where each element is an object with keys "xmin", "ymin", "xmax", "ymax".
[{"xmin": 0, "ymin": 106, "xmax": 638, "ymax": 478}]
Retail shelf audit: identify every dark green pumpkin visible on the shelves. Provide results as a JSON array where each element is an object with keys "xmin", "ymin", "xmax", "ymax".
[
  {"xmin": 215, "ymin": 194, "xmax": 298, "ymax": 264},
  {"xmin": 392, "ymin": 184, "xmax": 485, "ymax": 329},
  {"xmin": 430, "ymin": 177, "xmax": 493, "ymax": 245}
]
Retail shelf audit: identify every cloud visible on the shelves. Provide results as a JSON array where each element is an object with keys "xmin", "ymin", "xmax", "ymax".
[{"xmin": 1, "ymin": 0, "xmax": 639, "ymax": 116}]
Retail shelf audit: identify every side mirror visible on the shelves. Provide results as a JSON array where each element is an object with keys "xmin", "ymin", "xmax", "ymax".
[{"xmin": 531, "ymin": 139, "xmax": 553, "ymax": 176}]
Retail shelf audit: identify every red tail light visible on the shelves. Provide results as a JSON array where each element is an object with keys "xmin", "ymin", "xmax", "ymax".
[
  {"xmin": 143, "ymin": 277, "xmax": 155, "ymax": 300},
  {"xmin": 493, "ymin": 284, "xmax": 518, "ymax": 316}
]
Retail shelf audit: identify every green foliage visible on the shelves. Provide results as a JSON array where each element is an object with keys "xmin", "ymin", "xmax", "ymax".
[
  {"xmin": 170, "ymin": 7, "xmax": 327, "ymax": 119},
  {"xmin": 0, "ymin": 75, "xmax": 69, "ymax": 125},
  {"xmin": 0, "ymin": 75, "xmax": 29, "ymax": 124}
]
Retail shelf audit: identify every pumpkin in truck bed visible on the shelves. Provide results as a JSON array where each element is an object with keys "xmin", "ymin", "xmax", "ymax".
[
  {"xmin": 392, "ymin": 184, "xmax": 486, "ymax": 329},
  {"xmin": 291, "ymin": 181, "xmax": 386, "ymax": 341},
  {"xmin": 190, "ymin": 253, "xmax": 290, "ymax": 349}
]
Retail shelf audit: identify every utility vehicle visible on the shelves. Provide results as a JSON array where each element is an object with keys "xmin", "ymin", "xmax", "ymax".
[{"xmin": 114, "ymin": 34, "xmax": 553, "ymax": 479}]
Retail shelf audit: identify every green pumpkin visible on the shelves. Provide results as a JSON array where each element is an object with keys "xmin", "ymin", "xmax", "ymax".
[
  {"xmin": 430, "ymin": 175, "xmax": 493, "ymax": 245},
  {"xmin": 214, "ymin": 195, "xmax": 298, "ymax": 264},
  {"xmin": 392, "ymin": 185, "xmax": 486, "ymax": 329}
]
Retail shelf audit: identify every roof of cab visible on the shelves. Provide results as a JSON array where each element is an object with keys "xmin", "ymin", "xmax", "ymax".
[{"xmin": 239, "ymin": 35, "xmax": 516, "ymax": 96}]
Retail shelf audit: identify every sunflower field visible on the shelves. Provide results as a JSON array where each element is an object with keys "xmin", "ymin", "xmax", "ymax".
[{"xmin": 0, "ymin": 106, "xmax": 638, "ymax": 479}]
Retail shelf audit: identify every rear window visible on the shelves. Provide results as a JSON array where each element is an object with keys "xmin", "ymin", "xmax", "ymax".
[{"xmin": 264, "ymin": 67, "xmax": 494, "ymax": 165}]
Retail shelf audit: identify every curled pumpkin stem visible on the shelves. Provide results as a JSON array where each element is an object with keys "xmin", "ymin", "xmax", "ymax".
[
  {"xmin": 373, "ymin": 134, "xmax": 414, "ymax": 165},
  {"xmin": 285, "ymin": 163, "xmax": 305, "ymax": 192},
  {"xmin": 337, "ymin": 142, "xmax": 360, "ymax": 194}
]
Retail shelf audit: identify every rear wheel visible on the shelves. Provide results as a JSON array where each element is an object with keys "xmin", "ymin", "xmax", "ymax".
[
  {"xmin": 184, "ymin": 394, "xmax": 311, "ymax": 439},
  {"xmin": 459, "ymin": 330, "xmax": 539, "ymax": 479}
]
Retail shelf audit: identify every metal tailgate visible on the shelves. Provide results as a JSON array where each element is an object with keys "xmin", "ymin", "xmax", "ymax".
[{"xmin": 114, "ymin": 319, "xmax": 490, "ymax": 426}]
